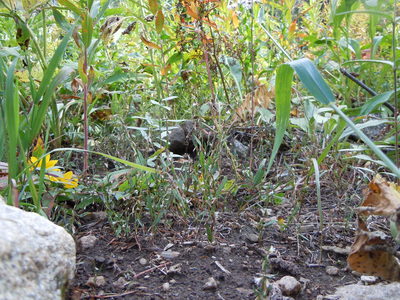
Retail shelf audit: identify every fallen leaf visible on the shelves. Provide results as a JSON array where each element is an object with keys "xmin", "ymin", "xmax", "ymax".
[
  {"xmin": 359, "ymin": 174, "xmax": 400, "ymax": 216},
  {"xmin": 347, "ymin": 218, "xmax": 400, "ymax": 281},
  {"xmin": 236, "ymin": 83, "xmax": 274, "ymax": 121}
]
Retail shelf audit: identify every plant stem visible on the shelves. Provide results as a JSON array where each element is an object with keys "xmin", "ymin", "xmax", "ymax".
[{"xmin": 392, "ymin": 0, "xmax": 399, "ymax": 175}]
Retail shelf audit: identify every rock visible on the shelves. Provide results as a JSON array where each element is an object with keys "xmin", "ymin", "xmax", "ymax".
[
  {"xmin": 236, "ymin": 287, "xmax": 254, "ymax": 297},
  {"xmin": 167, "ymin": 263, "xmax": 182, "ymax": 275},
  {"xmin": 86, "ymin": 276, "xmax": 106, "ymax": 287},
  {"xmin": 79, "ymin": 234, "xmax": 97, "ymax": 250},
  {"xmin": 328, "ymin": 282, "xmax": 400, "ymax": 299},
  {"xmin": 326, "ymin": 266, "xmax": 340, "ymax": 276},
  {"xmin": 162, "ymin": 282, "xmax": 170, "ymax": 291},
  {"xmin": 168, "ymin": 121, "xmax": 195, "ymax": 156},
  {"xmin": 245, "ymin": 233, "xmax": 259, "ymax": 243},
  {"xmin": 160, "ymin": 250, "xmax": 180, "ymax": 259},
  {"xmin": 275, "ymin": 276, "xmax": 301, "ymax": 297},
  {"xmin": 360, "ymin": 275, "xmax": 379, "ymax": 285},
  {"xmin": 229, "ymin": 138, "xmax": 249, "ymax": 158},
  {"xmin": 139, "ymin": 258, "xmax": 147, "ymax": 265},
  {"xmin": 113, "ymin": 277, "xmax": 128, "ymax": 288},
  {"xmin": 0, "ymin": 200, "xmax": 75, "ymax": 300},
  {"xmin": 203, "ymin": 277, "xmax": 218, "ymax": 290}
]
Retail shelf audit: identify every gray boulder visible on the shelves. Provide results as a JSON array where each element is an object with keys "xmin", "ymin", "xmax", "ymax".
[
  {"xmin": 325, "ymin": 282, "xmax": 400, "ymax": 300},
  {"xmin": 0, "ymin": 195, "xmax": 76, "ymax": 300}
]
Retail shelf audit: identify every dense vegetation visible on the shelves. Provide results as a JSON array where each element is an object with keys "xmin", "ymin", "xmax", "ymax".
[{"xmin": 0, "ymin": 0, "xmax": 398, "ymax": 238}]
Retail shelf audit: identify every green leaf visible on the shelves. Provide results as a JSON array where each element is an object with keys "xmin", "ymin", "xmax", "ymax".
[
  {"xmin": 267, "ymin": 64, "xmax": 293, "ymax": 173},
  {"xmin": 289, "ymin": 58, "xmax": 335, "ymax": 105},
  {"xmin": 47, "ymin": 148, "xmax": 158, "ymax": 173},
  {"xmin": 343, "ymin": 59, "xmax": 394, "ymax": 68},
  {"xmin": 360, "ymin": 91, "xmax": 394, "ymax": 115},
  {"xmin": 58, "ymin": 0, "xmax": 82, "ymax": 16},
  {"xmin": 52, "ymin": 8, "xmax": 72, "ymax": 31}
]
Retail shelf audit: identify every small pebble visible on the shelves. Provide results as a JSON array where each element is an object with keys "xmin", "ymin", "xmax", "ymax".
[
  {"xmin": 162, "ymin": 282, "xmax": 170, "ymax": 291},
  {"xmin": 139, "ymin": 258, "xmax": 147, "ymax": 265},
  {"xmin": 79, "ymin": 235, "xmax": 97, "ymax": 250},
  {"xmin": 86, "ymin": 276, "xmax": 106, "ymax": 287},
  {"xmin": 246, "ymin": 233, "xmax": 259, "ymax": 243},
  {"xmin": 203, "ymin": 277, "xmax": 218, "ymax": 290},
  {"xmin": 160, "ymin": 250, "xmax": 180, "ymax": 259},
  {"xmin": 326, "ymin": 266, "xmax": 339, "ymax": 276},
  {"xmin": 113, "ymin": 277, "xmax": 128, "ymax": 288},
  {"xmin": 275, "ymin": 276, "xmax": 301, "ymax": 296}
]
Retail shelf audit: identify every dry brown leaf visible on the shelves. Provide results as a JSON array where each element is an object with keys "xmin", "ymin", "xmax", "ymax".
[
  {"xmin": 347, "ymin": 218, "xmax": 400, "ymax": 281},
  {"xmin": 236, "ymin": 84, "xmax": 274, "ymax": 121},
  {"xmin": 359, "ymin": 174, "xmax": 400, "ymax": 216}
]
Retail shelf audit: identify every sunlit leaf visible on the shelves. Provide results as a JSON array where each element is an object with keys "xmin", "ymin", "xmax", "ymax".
[
  {"xmin": 148, "ymin": 0, "xmax": 158, "ymax": 14},
  {"xmin": 155, "ymin": 10, "xmax": 164, "ymax": 33},
  {"xmin": 140, "ymin": 35, "xmax": 162, "ymax": 49}
]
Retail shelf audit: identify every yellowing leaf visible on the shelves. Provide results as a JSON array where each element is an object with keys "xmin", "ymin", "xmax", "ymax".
[
  {"xmin": 148, "ymin": 0, "xmax": 158, "ymax": 14},
  {"xmin": 140, "ymin": 35, "xmax": 162, "ymax": 50},
  {"xmin": 15, "ymin": 70, "xmax": 29, "ymax": 83},
  {"xmin": 160, "ymin": 64, "xmax": 171, "ymax": 76},
  {"xmin": 231, "ymin": 10, "xmax": 239, "ymax": 28},
  {"xmin": 185, "ymin": 2, "xmax": 200, "ymax": 20},
  {"xmin": 236, "ymin": 83, "xmax": 275, "ymax": 121},
  {"xmin": 155, "ymin": 10, "xmax": 164, "ymax": 33}
]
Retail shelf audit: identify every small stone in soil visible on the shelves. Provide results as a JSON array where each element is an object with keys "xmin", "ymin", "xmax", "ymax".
[
  {"xmin": 245, "ymin": 233, "xmax": 259, "ymax": 243},
  {"xmin": 79, "ymin": 235, "xmax": 97, "ymax": 250},
  {"xmin": 326, "ymin": 266, "xmax": 339, "ymax": 276},
  {"xmin": 203, "ymin": 277, "xmax": 218, "ymax": 290},
  {"xmin": 162, "ymin": 282, "xmax": 170, "ymax": 291},
  {"xmin": 86, "ymin": 276, "xmax": 106, "ymax": 287},
  {"xmin": 139, "ymin": 258, "xmax": 147, "ymax": 265},
  {"xmin": 160, "ymin": 250, "xmax": 180, "ymax": 259},
  {"xmin": 275, "ymin": 276, "xmax": 301, "ymax": 297},
  {"xmin": 113, "ymin": 277, "xmax": 128, "ymax": 288},
  {"xmin": 167, "ymin": 263, "xmax": 182, "ymax": 274}
]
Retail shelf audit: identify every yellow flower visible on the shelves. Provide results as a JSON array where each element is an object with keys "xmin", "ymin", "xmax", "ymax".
[
  {"xmin": 30, "ymin": 155, "xmax": 58, "ymax": 170},
  {"xmin": 57, "ymin": 171, "xmax": 79, "ymax": 189}
]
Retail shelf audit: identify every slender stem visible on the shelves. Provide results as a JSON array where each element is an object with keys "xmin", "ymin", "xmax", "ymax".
[
  {"xmin": 83, "ymin": 48, "xmax": 89, "ymax": 174},
  {"xmin": 392, "ymin": 0, "xmax": 399, "ymax": 174},
  {"xmin": 259, "ymin": 23, "xmax": 293, "ymax": 62},
  {"xmin": 249, "ymin": 2, "xmax": 255, "ymax": 170},
  {"xmin": 42, "ymin": 9, "xmax": 47, "ymax": 58}
]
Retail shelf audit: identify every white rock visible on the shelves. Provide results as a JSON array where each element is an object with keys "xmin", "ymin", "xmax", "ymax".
[
  {"xmin": 160, "ymin": 250, "xmax": 180, "ymax": 259},
  {"xmin": 203, "ymin": 277, "xmax": 218, "ymax": 290},
  {"xmin": 162, "ymin": 282, "xmax": 170, "ymax": 291},
  {"xmin": 360, "ymin": 275, "xmax": 379, "ymax": 285},
  {"xmin": 79, "ymin": 234, "xmax": 97, "ymax": 249},
  {"xmin": 326, "ymin": 266, "xmax": 340, "ymax": 276},
  {"xmin": 329, "ymin": 282, "xmax": 400, "ymax": 299},
  {"xmin": 275, "ymin": 276, "xmax": 301, "ymax": 296},
  {"xmin": 0, "ymin": 201, "xmax": 75, "ymax": 300},
  {"xmin": 139, "ymin": 258, "xmax": 147, "ymax": 265}
]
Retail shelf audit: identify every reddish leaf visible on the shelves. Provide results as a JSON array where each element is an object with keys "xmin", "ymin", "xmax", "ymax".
[{"xmin": 140, "ymin": 35, "xmax": 162, "ymax": 50}]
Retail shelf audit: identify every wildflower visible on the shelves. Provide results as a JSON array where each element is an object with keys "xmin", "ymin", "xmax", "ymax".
[
  {"xmin": 29, "ymin": 154, "xmax": 79, "ymax": 189},
  {"xmin": 57, "ymin": 171, "xmax": 79, "ymax": 189}
]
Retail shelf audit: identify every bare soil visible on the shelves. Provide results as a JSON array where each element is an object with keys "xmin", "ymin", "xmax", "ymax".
[{"xmin": 68, "ymin": 188, "xmax": 362, "ymax": 300}]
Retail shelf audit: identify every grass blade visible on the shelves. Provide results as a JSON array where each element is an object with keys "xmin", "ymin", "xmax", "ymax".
[{"xmin": 267, "ymin": 64, "xmax": 293, "ymax": 173}]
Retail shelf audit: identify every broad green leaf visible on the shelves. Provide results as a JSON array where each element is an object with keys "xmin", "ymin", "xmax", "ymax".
[
  {"xmin": 267, "ymin": 64, "xmax": 293, "ymax": 173},
  {"xmin": 81, "ymin": 13, "xmax": 93, "ymax": 48},
  {"xmin": 340, "ymin": 119, "xmax": 388, "ymax": 139},
  {"xmin": 220, "ymin": 55, "xmax": 243, "ymax": 100},
  {"xmin": 289, "ymin": 58, "xmax": 335, "ymax": 105},
  {"xmin": 360, "ymin": 91, "xmax": 394, "ymax": 115}
]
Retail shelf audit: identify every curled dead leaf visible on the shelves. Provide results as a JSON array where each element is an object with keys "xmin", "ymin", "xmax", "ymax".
[
  {"xmin": 359, "ymin": 174, "xmax": 400, "ymax": 216},
  {"xmin": 347, "ymin": 218, "xmax": 400, "ymax": 281},
  {"xmin": 236, "ymin": 83, "xmax": 274, "ymax": 121}
]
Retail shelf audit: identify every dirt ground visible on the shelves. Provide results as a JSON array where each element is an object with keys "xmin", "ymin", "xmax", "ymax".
[{"xmin": 67, "ymin": 185, "xmax": 364, "ymax": 300}]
